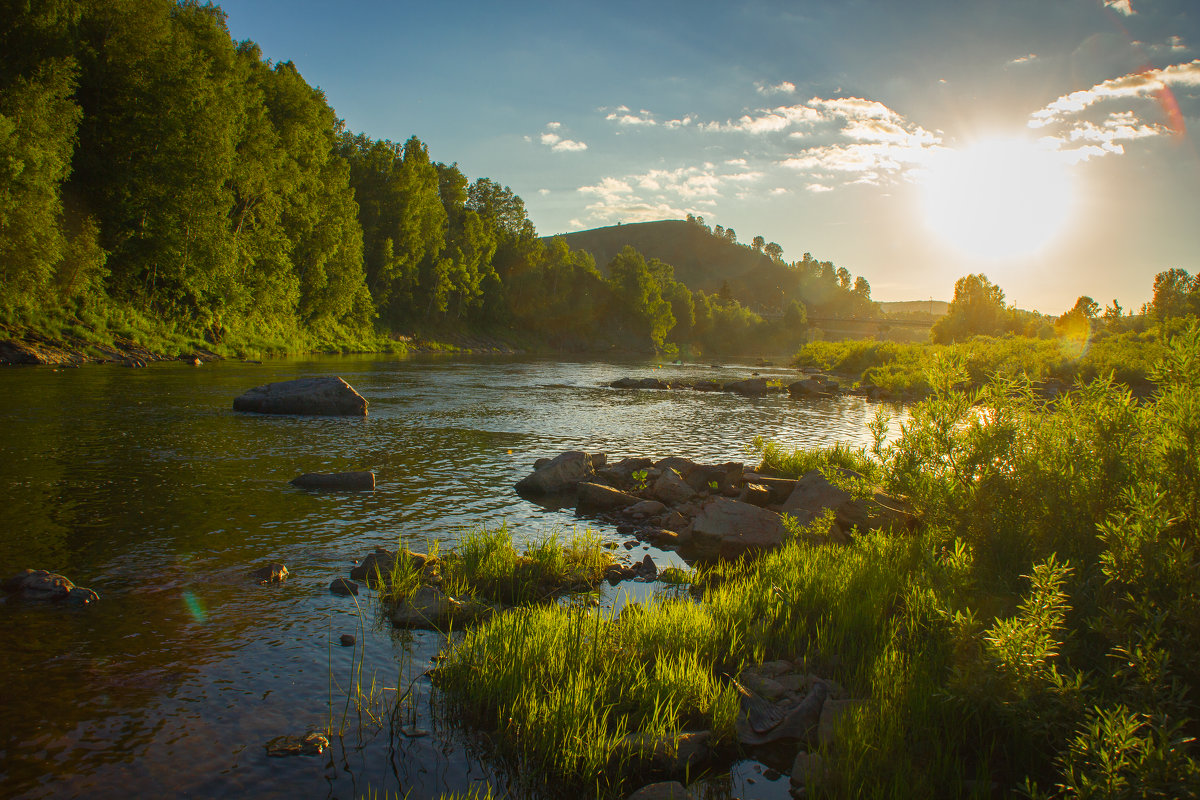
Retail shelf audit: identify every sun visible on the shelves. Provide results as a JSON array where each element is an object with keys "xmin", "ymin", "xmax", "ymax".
[{"xmin": 919, "ymin": 136, "xmax": 1074, "ymax": 260}]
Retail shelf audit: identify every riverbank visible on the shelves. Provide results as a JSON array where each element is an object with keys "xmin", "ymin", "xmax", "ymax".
[{"xmin": 424, "ymin": 327, "xmax": 1200, "ymax": 798}]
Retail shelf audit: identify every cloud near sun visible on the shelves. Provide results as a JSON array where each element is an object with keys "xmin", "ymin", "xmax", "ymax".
[
  {"xmin": 1028, "ymin": 58, "xmax": 1200, "ymax": 161},
  {"xmin": 573, "ymin": 57, "xmax": 1198, "ymax": 225}
]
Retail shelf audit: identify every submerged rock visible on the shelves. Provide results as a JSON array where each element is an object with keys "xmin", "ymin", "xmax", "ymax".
[
  {"xmin": 250, "ymin": 563, "xmax": 288, "ymax": 585},
  {"xmin": 265, "ymin": 732, "xmax": 328, "ymax": 757},
  {"xmin": 329, "ymin": 578, "xmax": 359, "ymax": 596},
  {"xmin": 625, "ymin": 782, "xmax": 696, "ymax": 800},
  {"xmin": 2, "ymin": 569, "xmax": 98, "ymax": 604},
  {"xmin": 734, "ymin": 677, "xmax": 827, "ymax": 745},
  {"xmin": 390, "ymin": 585, "xmax": 491, "ymax": 630},
  {"xmin": 233, "ymin": 376, "xmax": 367, "ymax": 416},
  {"xmin": 289, "ymin": 471, "xmax": 375, "ymax": 491}
]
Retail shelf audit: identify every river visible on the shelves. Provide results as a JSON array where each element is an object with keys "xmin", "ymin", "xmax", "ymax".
[{"xmin": 0, "ymin": 355, "xmax": 898, "ymax": 799}]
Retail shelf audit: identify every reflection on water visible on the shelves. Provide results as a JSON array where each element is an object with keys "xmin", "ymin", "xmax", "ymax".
[{"xmin": 0, "ymin": 355, "xmax": 901, "ymax": 799}]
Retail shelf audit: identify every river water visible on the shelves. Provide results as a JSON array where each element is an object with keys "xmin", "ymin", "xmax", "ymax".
[{"xmin": 0, "ymin": 355, "xmax": 896, "ymax": 799}]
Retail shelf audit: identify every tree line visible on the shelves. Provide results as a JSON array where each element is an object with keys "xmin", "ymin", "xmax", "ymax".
[
  {"xmin": 930, "ymin": 268, "xmax": 1199, "ymax": 345},
  {"xmin": 1, "ymin": 0, "xmax": 868, "ymax": 356}
]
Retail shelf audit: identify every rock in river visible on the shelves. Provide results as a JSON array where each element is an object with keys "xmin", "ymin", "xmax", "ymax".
[
  {"xmin": 289, "ymin": 471, "xmax": 375, "ymax": 491},
  {"xmin": 690, "ymin": 497, "xmax": 790, "ymax": 554},
  {"xmin": 2, "ymin": 569, "xmax": 98, "ymax": 605},
  {"xmin": 516, "ymin": 450, "xmax": 605, "ymax": 495},
  {"xmin": 233, "ymin": 376, "xmax": 368, "ymax": 416}
]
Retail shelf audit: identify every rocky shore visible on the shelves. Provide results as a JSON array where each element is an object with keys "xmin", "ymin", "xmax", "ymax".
[
  {"xmin": 516, "ymin": 451, "xmax": 915, "ymax": 558},
  {"xmin": 608, "ymin": 371, "xmax": 911, "ymax": 402}
]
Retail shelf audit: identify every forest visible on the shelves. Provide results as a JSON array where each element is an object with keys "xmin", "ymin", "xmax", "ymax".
[{"xmin": 0, "ymin": 0, "xmax": 874, "ymax": 359}]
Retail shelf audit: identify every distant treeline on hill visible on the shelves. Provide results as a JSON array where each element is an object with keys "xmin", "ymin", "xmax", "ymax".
[{"xmin": 0, "ymin": 0, "xmax": 873, "ymax": 356}]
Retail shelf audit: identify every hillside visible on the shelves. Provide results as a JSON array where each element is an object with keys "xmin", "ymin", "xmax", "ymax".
[
  {"xmin": 879, "ymin": 300, "xmax": 950, "ymax": 318},
  {"xmin": 549, "ymin": 220, "xmax": 800, "ymax": 309}
]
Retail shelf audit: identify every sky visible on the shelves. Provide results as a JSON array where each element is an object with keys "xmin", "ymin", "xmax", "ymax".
[{"xmin": 219, "ymin": 0, "xmax": 1200, "ymax": 312}]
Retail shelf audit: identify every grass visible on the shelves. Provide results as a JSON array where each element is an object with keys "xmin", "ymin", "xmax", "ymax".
[
  {"xmin": 373, "ymin": 524, "xmax": 617, "ymax": 611},
  {"xmin": 792, "ymin": 327, "xmax": 1168, "ymax": 398},
  {"xmin": 425, "ymin": 323, "xmax": 1200, "ymax": 798}
]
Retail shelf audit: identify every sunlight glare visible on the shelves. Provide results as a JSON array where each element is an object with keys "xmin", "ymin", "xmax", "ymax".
[{"xmin": 919, "ymin": 137, "xmax": 1074, "ymax": 260}]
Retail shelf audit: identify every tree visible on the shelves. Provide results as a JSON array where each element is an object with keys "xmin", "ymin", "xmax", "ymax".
[
  {"xmin": 931, "ymin": 273, "xmax": 1012, "ymax": 343},
  {"xmin": 606, "ymin": 245, "xmax": 675, "ymax": 351},
  {"xmin": 1152, "ymin": 268, "xmax": 1196, "ymax": 322},
  {"xmin": 723, "ymin": 227, "xmax": 737, "ymax": 244},
  {"xmin": 751, "ymin": 235, "xmax": 765, "ymax": 252},
  {"xmin": 763, "ymin": 241, "xmax": 784, "ymax": 262}
]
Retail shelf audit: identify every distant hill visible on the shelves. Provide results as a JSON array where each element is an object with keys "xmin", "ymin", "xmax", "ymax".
[
  {"xmin": 548, "ymin": 220, "xmax": 797, "ymax": 309},
  {"xmin": 879, "ymin": 300, "xmax": 949, "ymax": 318}
]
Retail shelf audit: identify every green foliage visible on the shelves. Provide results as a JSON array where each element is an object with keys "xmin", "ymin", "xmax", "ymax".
[{"xmin": 932, "ymin": 273, "xmax": 1014, "ymax": 343}]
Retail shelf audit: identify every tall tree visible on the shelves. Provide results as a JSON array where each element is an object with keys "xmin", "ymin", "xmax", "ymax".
[{"xmin": 932, "ymin": 273, "xmax": 1012, "ymax": 343}]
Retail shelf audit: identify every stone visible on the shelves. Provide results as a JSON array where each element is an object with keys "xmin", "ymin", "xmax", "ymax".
[
  {"xmin": 788, "ymin": 377, "xmax": 828, "ymax": 398},
  {"xmin": 742, "ymin": 473, "xmax": 799, "ymax": 504},
  {"xmin": 690, "ymin": 497, "xmax": 790, "ymax": 554},
  {"xmin": 289, "ymin": 471, "xmax": 375, "ymax": 491},
  {"xmin": 250, "ymin": 563, "xmax": 288, "ymax": 584},
  {"xmin": 2, "ymin": 569, "xmax": 97, "ymax": 603},
  {"xmin": 350, "ymin": 548, "xmax": 430, "ymax": 583},
  {"xmin": 653, "ymin": 468, "xmax": 695, "ymax": 506},
  {"xmin": 791, "ymin": 751, "xmax": 826, "ymax": 788},
  {"xmin": 625, "ymin": 781, "xmax": 695, "ymax": 800},
  {"xmin": 339, "ymin": 633, "xmax": 356, "ymax": 646},
  {"xmin": 265, "ymin": 732, "xmax": 328, "ymax": 757},
  {"xmin": 390, "ymin": 585, "xmax": 491, "ymax": 630},
  {"xmin": 780, "ymin": 470, "xmax": 914, "ymax": 538},
  {"xmin": 625, "ymin": 499, "xmax": 666, "ymax": 516},
  {"xmin": 329, "ymin": 578, "xmax": 359, "ymax": 596},
  {"xmin": 516, "ymin": 451, "xmax": 603, "ymax": 495},
  {"xmin": 735, "ymin": 679, "xmax": 827, "ymax": 745},
  {"xmin": 637, "ymin": 554, "xmax": 657, "ymax": 579},
  {"xmin": 233, "ymin": 376, "xmax": 367, "ymax": 416},
  {"xmin": 684, "ymin": 462, "xmax": 744, "ymax": 495},
  {"xmin": 67, "ymin": 587, "xmax": 100, "ymax": 605},
  {"xmin": 740, "ymin": 482, "xmax": 771, "ymax": 507},
  {"xmin": 577, "ymin": 482, "xmax": 643, "ymax": 513},
  {"xmin": 663, "ymin": 511, "xmax": 689, "ymax": 531},
  {"xmin": 725, "ymin": 377, "xmax": 774, "ymax": 396},
  {"xmin": 596, "ymin": 457, "xmax": 655, "ymax": 488},
  {"xmin": 617, "ymin": 730, "xmax": 710, "ymax": 776}
]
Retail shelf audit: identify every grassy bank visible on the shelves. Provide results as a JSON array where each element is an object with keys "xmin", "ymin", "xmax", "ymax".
[
  {"xmin": 792, "ymin": 328, "xmax": 1168, "ymax": 397},
  {"xmin": 428, "ymin": 325, "xmax": 1200, "ymax": 798}
]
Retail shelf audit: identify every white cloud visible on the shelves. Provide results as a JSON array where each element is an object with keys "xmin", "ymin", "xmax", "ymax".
[
  {"xmin": 1009, "ymin": 54, "xmax": 1038, "ymax": 65},
  {"xmin": 568, "ymin": 218, "xmax": 586, "ymax": 230},
  {"xmin": 607, "ymin": 108, "xmax": 657, "ymax": 126},
  {"xmin": 1028, "ymin": 59, "xmax": 1198, "ymax": 160},
  {"xmin": 806, "ymin": 183, "xmax": 834, "ymax": 193},
  {"xmin": 756, "ymin": 80, "xmax": 796, "ymax": 96},
  {"xmin": 1102, "ymin": 0, "xmax": 1134, "ymax": 16},
  {"xmin": 702, "ymin": 104, "xmax": 822, "ymax": 134},
  {"xmin": 664, "ymin": 115, "xmax": 694, "ymax": 128},
  {"xmin": 1030, "ymin": 60, "xmax": 1200, "ymax": 124},
  {"xmin": 538, "ymin": 188, "xmax": 551, "ymax": 195},
  {"xmin": 769, "ymin": 187, "xmax": 791, "ymax": 195},
  {"xmin": 552, "ymin": 139, "xmax": 588, "ymax": 152},
  {"xmin": 536, "ymin": 124, "xmax": 588, "ymax": 152},
  {"xmin": 575, "ymin": 163, "xmax": 767, "ymax": 224}
]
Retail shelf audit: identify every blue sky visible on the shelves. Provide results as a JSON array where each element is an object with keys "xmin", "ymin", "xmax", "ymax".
[{"xmin": 220, "ymin": 0, "xmax": 1200, "ymax": 312}]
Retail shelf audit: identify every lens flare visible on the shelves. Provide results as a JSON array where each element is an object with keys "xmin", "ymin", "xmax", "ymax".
[{"xmin": 182, "ymin": 591, "xmax": 208, "ymax": 623}]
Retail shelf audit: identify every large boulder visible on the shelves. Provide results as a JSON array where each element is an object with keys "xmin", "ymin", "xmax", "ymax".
[
  {"xmin": 596, "ymin": 456, "xmax": 655, "ymax": 489},
  {"xmin": 516, "ymin": 451, "xmax": 605, "ymax": 495},
  {"xmin": 653, "ymin": 468, "xmax": 696, "ymax": 506},
  {"xmin": 724, "ymin": 377, "xmax": 775, "ymax": 396},
  {"xmin": 684, "ymin": 461, "xmax": 744, "ymax": 494},
  {"xmin": 780, "ymin": 470, "xmax": 914, "ymax": 537},
  {"xmin": 250, "ymin": 563, "xmax": 289, "ymax": 584},
  {"xmin": 233, "ymin": 377, "xmax": 367, "ymax": 416},
  {"xmin": 577, "ymin": 482, "xmax": 642, "ymax": 513},
  {"xmin": 2, "ymin": 569, "xmax": 98, "ymax": 604},
  {"xmin": 689, "ymin": 497, "xmax": 790, "ymax": 554},
  {"xmin": 290, "ymin": 471, "xmax": 375, "ymax": 491}
]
